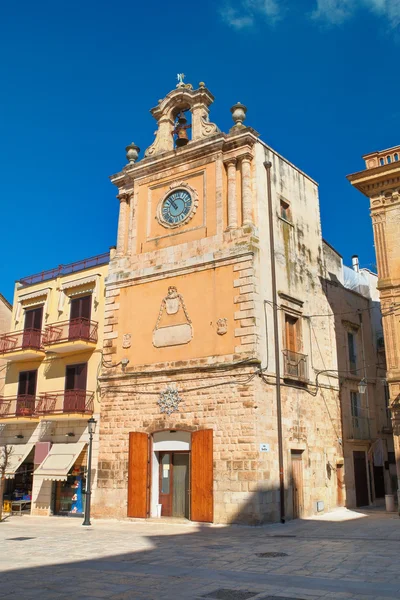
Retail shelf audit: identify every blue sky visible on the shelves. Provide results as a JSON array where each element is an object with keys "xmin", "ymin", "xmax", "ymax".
[{"xmin": 1, "ymin": 0, "xmax": 399, "ymax": 302}]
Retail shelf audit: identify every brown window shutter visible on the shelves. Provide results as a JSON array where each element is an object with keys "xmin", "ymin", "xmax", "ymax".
[
  {"xmin": 128, "ymin": 432, "xmax": 149, "ymax": 518},
  {"xmin": 191, "ymin": 429, "xmax": 213, "ymax": 523}
]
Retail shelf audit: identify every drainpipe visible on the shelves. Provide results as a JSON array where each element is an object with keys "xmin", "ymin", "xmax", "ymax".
[
  {"xmin": 359, "ymin": 310, "xmax": 373, "ymax": 503},
  {"xmin": 264, "ymin": 161, "xmax": 285, "ymax": 524}
]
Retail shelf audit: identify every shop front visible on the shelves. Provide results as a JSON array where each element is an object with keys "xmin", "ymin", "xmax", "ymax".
[
  {"xmin": 4, "ymin": 443, "xmax": 35, "ymax": 513},
  {"xmin": 34, "ymin": 441, "xmax": 87, "ymax": 517}
]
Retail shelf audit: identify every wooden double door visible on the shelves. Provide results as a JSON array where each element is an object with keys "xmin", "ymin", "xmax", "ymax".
[
  {"xmin": 159, "ymin": 452, "xmax": 189, "ymax": 518},
  {"xmin": 127, "ymin": 430, "xmax": 213, "ymax": 523}
]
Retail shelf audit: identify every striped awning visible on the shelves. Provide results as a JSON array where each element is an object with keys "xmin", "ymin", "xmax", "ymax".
[
  {"xmin": 34, "ymin": 442, "xmax": 86, "ymax": 481},
  {"xmin": 5, "ymin": 443, "xmax": 35, "ymax": 479}
]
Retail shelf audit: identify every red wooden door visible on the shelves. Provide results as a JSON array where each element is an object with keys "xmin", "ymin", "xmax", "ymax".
[
  {"xmin": 64, "ymin": 363, "xmax": 87, "ymax": 411},
  {"xmin": 191, "ymin": 429, "xmax": 213, "ymax": 523},
  {"xmin": 159, "ymin": 452, "xmax": 173, "ymax": 517},
  {"xmin": 69, "ymin": 295, "xmax": 92, "ymax": 340},
  {"xmin": 23, "ymin": 307, "xmax": 43, "ymax": 348},
  {"xmin": 128, "ymin": 432, "xmax": 149, "ymax": 518},
  {"xmin": 17, "ymin": 370, "xmax": 37, "ymax": 416}
]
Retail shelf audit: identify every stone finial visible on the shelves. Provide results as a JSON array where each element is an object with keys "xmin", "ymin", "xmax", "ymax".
[
  {"xmin": 199, "ymin": 81, "xmax": 206, "ymax": 88},
  {"xmin": 230, "ymin": 102, "xmax": 247, "ymax": 128},
  {"xmin": 125, "ymin": 142, "xmax": 140, "ymax": 164}
]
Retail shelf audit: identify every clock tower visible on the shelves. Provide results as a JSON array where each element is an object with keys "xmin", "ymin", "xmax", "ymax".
[{"xmin": 94, "ymin": 77, "xmax": 345, "ymax": 524}]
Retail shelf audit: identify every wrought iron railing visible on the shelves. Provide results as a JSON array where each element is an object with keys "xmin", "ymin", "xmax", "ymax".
[
  {"xmin": 0, "ymin": 329, "xmax": 42, "ymax": 355},
  {"xmin": 351, "ymin": 415, "xmax": 371, "ymax": 440},
  {"xmin": 0, "ymin": 395, "xmax": 37, "ymax": 419},
  {"xmin": 283, "ymin": 350, "xmax": 308, "ymax": 381},
  {"xmin": 19, "ymin": 252, "xmax": 109, "ymax": 286},
  {"xmin": 36, "ymin": 390, "xmax": 94, "ymax": 415},
  {"xmin": 43, "ymin": 318, "xmax": 98, "ymax": 346}
]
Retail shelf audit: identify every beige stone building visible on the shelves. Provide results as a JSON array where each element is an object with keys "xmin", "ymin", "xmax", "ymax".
[
  {"xmin": 93, "ymin": 80, "xmax": 392, "ymax": 524},
  {"xmin": 323, "ymin": 243, "xmax": 395, "ymax": 507},
  {"xmin": 0, "ymin": 253, "xmax": 109, "ymax": 517},
  {"xmin": 348, "ymin": 146, "xmax": 400, "ymax": 504},
  {"xmin": 0, "ymin": 293, "xmax": 12, "ymax": 396}
]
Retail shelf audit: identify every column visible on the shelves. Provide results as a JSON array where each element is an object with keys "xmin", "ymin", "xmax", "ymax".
[
  {"xmin": 116, "ymin": 193, "xmax": 129, "ymax": 257},
  {"xmin": 224, "ymin": 159, "xmax": 237, "ymax": 229},
  {"xmin": 241, "ymin": 154, "xmax": 253, "ymax": 226}
]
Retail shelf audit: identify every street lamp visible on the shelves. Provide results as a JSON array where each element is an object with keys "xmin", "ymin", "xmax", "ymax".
[
  {"xmin": 82, "ymin": 416, "xmax": 97, "ymax": 527},
  {"xmin": 358, "ymin": 378, "xmax": 367, "ymax": 395}
]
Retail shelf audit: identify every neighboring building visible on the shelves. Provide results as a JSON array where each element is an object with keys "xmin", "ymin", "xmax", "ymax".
[
  {"xmin": 347, "ymin": 147, "xmax": 400, "ymax": 505},
  {"xmin": 0, "ymin": 252, "xmax": 109, "ymax": 517},
  {"xmin": 94, "ymin": 79, "xmax": 357, "ymax": 525},
  {"xmin": 323, "ymin": 242, "xmax": 395, "ymax": 507},
  {"xmin": 0, "ymin": 293, "xmax": 12, "ymax": 396}
]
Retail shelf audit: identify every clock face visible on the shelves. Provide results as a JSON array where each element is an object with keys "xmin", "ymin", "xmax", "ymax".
[{"xmin": 161, "ymin": 189, "xmax": 192, "ymax": 226}]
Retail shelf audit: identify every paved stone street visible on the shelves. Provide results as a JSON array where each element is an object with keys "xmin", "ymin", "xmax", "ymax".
[{"xmin": 1, "ymin": 508, "xmax": 400, "ymax": 600}]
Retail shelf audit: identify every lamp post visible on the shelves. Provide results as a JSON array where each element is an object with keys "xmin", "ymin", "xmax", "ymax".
[{"xmin": 82, "ymin": 416, "xmax": 97, "ymax": 527}]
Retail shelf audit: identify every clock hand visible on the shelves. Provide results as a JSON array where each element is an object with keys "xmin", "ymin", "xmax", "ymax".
[{"xmin": 170, "ymin": 199, "xmax": 178, "ymax": 210}]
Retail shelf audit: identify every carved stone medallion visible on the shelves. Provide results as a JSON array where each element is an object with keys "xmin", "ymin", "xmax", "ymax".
[
  {"xmin": 216, "ymin": 318, "xmax": 228, "ymax": 335},
  {"xmin": 157, "ymin": 386, "xmax": 183, "ymax": 415},
  {"xmin": 122, "ymin": 333, "xmax": 132, "ymax": 349}
]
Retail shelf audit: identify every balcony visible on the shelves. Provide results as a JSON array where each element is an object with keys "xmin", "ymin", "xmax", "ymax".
[
  {"xmin": 19, "ymin": 252, "xmax": 109, "ymax": 287},
  {"xmin": 43, "ymin": 318, "xmax": 98, "ymax": 354},
  {"xmin": 283, "ymin": 350, "xmax": 308, "ymax": 382},
  {"xmin": 0, "ymin": 329, "xmax": 45, "ymax": 361},
  {"xmin": 0, "ymin": 395, "xmax": 38, "ymax": 421},
  {"xmin": 350, "ymin": 416, "xmax": 371, "ymax": 440},
  {"xmin": 36, "ymin": 390, "xmax": 94, "ymax": 417}
]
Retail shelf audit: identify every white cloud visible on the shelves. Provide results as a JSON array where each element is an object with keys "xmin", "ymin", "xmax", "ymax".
[
  {"xmin": 310, "ymin": 0, "xmax": 353, "ymax": 25},
  {"xmin": 366, "ymin": 0, "xmax": 400, "ymax": 29},
  {"xmin": 221, "ymin": 0, "xmax": 400, "ymax": 33},
  {"xmin": 221, "ymin": 0, "xmax": 283, "ymax": 30},
  {"xmin": 311, "ymin": 0, "xmax": 400, "ymax": 29}
]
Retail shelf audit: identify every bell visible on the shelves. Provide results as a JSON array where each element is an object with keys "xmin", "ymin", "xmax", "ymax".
[
  {"xmin": 176, "ymin": 127, "xmax": 189, "ymax": 147},
  {"xmin": 174, "ymin": 112, "xmax": 190, "ymax": 147}
]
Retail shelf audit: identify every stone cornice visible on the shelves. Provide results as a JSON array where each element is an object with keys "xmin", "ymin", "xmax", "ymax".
[
  {"xmin": 106, "ymin": 249, "xmax": 255, "ymax": 289},
  {"xmin": 99, "ymin": 356, "xmax": 261, "ymax": 382},
  {"xmin": 347, "ymin": 163, "xmax": 400, "ymax": 197},
  {"xmin": 110, "ymin": 130, "xmax": 259, "ymax": 189}
]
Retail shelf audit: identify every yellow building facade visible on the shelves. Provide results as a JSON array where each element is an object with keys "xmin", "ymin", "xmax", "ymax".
[
  {"xmin": 348, "ymin": 146, "xmax": 400, "ymax": 505},
  {"xmin": 0, "ymin": 252, "xmax": 109, "ymax": 517}
]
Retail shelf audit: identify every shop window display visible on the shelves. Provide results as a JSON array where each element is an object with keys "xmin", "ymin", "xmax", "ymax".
[{"xmin": 54, "ymin": 465, "xmax": 86, "ymax": 516}]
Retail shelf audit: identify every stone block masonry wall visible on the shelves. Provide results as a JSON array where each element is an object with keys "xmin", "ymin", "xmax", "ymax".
[{"xmin": 94, "ymin": 366, "xmax": 342, "ymax": 524}]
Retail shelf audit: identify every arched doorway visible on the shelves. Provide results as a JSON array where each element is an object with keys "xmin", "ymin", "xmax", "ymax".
[
  {"xmin": 127, "ymin": 429, "xmax": 213, "ymax": 522},
  {"xmin": 151, "ymin": 431, "xmax": 191, "ymax": 518}
]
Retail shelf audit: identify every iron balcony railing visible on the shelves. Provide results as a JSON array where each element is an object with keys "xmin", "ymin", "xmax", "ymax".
[
  {"xmin": 0, "ymin": 328, "xmax": 42, "ymax": 355},
  {"xmin": 0, "ymin": 395, "xmax": 37, "ymax": 419},
  {"xmin": 43, "ymin": 318, "xmax": 98, "ymax": 346},
  {"xmin": 351, "ymin": 415, "xmax": 371, "ymax": 440},
  {"xmin": 36, "ymin": 390, "xmax": 94, "ymax": 415},
  {"xmin": 19, "ymin": 252, "xmax": 109, "ymax": 287},
  {"xmin": 283, "ymin": 350, "xmax": 308, "ymax": 382}
]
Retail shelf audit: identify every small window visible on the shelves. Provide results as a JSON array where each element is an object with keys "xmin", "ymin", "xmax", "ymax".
[
  {"xmin": 348, "ymin": 332, "xmax": 357, "ymax": 373},
  {"xmin": 387, "ymin": 156, "xmax": 391, "ymax": 164},
  {"xmin": 350, "ymin": 391, "xmax": 361, "ymax": 418},
  {"xmin": 380, "ymin": 158, "xmax": 384, "ymax": 166},
  {"xmin": 285, "ymin": 314, "xmax": 300, "ymax": 353},
  {"xmin": 394, "ymin": 153, "xmax": 399, "ymax": 162},
  {"xmin": 280, "ymin": 199, "xmax": 291, "ymax": 222}
]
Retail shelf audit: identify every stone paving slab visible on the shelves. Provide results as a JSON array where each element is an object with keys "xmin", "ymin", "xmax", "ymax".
[{"xmin": 0, "ymin": 508, "xmax": 400, "ymax": 599}]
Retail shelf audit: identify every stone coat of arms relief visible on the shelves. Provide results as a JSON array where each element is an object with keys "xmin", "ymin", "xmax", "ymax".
[{"xmin": 153, "ymin": 286, "xmax": 193, "ymax": 348}]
